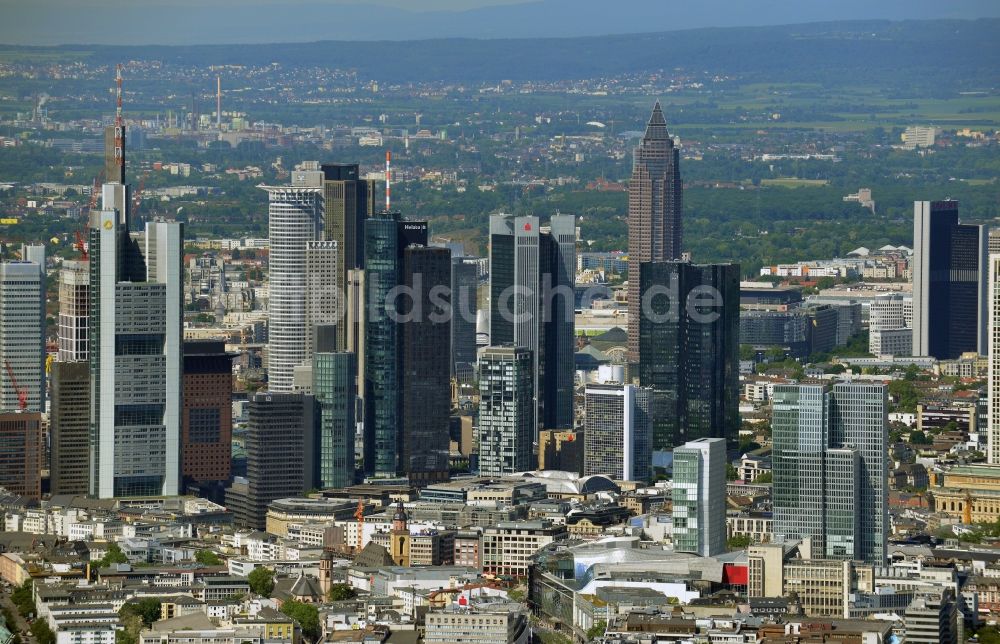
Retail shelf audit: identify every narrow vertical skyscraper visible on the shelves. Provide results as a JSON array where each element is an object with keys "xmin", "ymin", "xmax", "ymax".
[
  {"xmin": 363, "ymin": 213, "xmax": 429, "ymax": 478},
  {"xmin": 58, "ymin": 260, "xmax": 90, "ymax": 362},
  {"xmin": 912, "ymin": 200, "xmax": 987, "ymax": 359},
  {"xmin": 477, "ymin": 345, "xmax": 534, "ymax": 477},
  {"xmin": 772, "ymin": 384, "xmax": 828, "ymax": 558},
  {"xmin": 450, "ymin": 255, "xmax": 480, "ymax": 381},
  {"xmin": 988, "ymin": 254, "xmax": 1000, "ymax": 465},
  {"xmin": 262, "ymin": 177, "xmax": 323, "ymax": 392},
  {"xmin": 89, "ymin": 182, "xmax": 184, "ymax": 498},
  {"xmin": 305, "ymin": 240, "xmax": 340, "ymax": 361},
  {"xmin": 627, "ymin": 101, "xmax": 682, "ymax": 364},
  {"xmin": 672, "ymin": 437, "xmax": 726, "ymax": 557},
  {"xmin": 0, "ymin": 260, "xmax": 45, "ymax": 412},
  {"xmin": 313, "ymin": 335, "xmax": 356, "ymax": 489},
  {"xmin": 638, "ymin": 261, "xmax": 740, "ymax": 450},
  {"xmin": 489, "ymin": 213, "xmax": 575, "ymax": 435},
  {"xmin": 773, "ymin": 381, "xmax": 888, "ymax": 565},
  {"xmin": 400, "ymin": 246, "xmax": 452, "ymax": 484},
  {"xmin": 320, "ymin": 163, "xmax": 375, "ymax": 351},
  {"xmin": 583, "ymin": 382, "xmax": 652, "ymax": 482}
]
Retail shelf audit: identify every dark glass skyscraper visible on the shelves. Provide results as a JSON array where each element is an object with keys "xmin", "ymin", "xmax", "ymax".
[
  {"xmin": 450, "ymin": 255, "xmax": 479, "ymax": 380},
  {"xmin": 912, "ymin": 200, "xmax": 987, "ymax": 359},
  {"xmin": 363, "ymin": 213, "xmax": 431, "ymax": 478},
  {"xmin": 488, "ymin": 214, "xmax": 575, "ymax": 433},
  {"xmin": 627, "ymin": 101, "xmax": 683, "ymax": 364},
  {"xmin": 320, "ymin": 163, "xmax": 375, "ymax": 351},
  {"xmin": 401, "ymin": 246, "xmax": 451, "ymax": 484},
  {"xmin": 637, "ymin": 262, "xmax": 739, "ymax": 450},
  {"xmin": 226, "ymin": 392, "xmax": 316, "ymax": 529}
]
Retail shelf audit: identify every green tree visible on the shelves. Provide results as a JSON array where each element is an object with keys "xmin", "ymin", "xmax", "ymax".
[
  {"xmin": 974, "ymin": 625, "xmax": 1000, "ymax": 644},
  {"xmin": 95, "ymin": 543, "xmax": 129, "ymax": 569},
  {"xmin": 30, "ymin": 619, "xmax": 55, "ymax": 644},
  {"xmin": 327, "ymin": 583, "xmax": 357, "ymax": 602},
  {"xmin": 280, "ymin": 599, "xmax": 321, "ymax": 642},
  {"xmin": 726, "ymin": 463, "xmax": 739, "ymax": 481},
  {"xmin": 888, "ymin": 380, "xmax": 919, "ymax": 413},
  {"xmin": 727, "ymin": 535, "xmax": 752, "ymax": 550},
  {"xmin": 754, "ymin": 472, "xmax": 773, "ymax": 484},
  {"xmin": 248, "ymin": 567, "xmax": 275, "ymax": 597},
  {"xmin": 909, "ymin": 430, "xmax": 932, "ymax": 445},
  {"xmin": 195, "ymin": 550, "xmax": 223, "ymax": 566},
  {"xmin": 11, "ymin": 580, "xmax": 34, "ymax": 615},
  {"xmin": 586, "ymin": 620, "xmax": 607, "ymax": 640},
  {"xmin": 125, "ymin": 598, "xmax": 162, "ymax": 626}
]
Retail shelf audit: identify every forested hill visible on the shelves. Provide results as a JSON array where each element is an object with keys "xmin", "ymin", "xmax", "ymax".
[{"xmin": 3, "ymin": 19, "xmax": 998, "ymax": 89}]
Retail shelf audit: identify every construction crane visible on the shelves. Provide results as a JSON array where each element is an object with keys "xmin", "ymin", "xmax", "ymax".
[
  {"xmin": 3, "ymin": 360, "xmax": 27, "ymax": 411},
  {"xmin": 75, "ymin": 168, "xmax": 106, "ymax": 261},
  {"xmin": 354, "ymin": 499, "xmax": 365, "ymax": 553}
]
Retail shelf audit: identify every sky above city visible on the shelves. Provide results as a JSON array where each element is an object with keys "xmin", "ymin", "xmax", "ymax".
[{"xmin": 0, "ymin": 0, "xmax": 997, "ymax": 45}]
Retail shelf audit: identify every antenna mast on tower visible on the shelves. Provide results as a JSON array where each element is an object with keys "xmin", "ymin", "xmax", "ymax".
[
  {"xmin": 385, "ymin": 150, "xmax": 391, "ymax": 212},
  {"xmin": 114, "ymin": 63, "xmax": 124, "ymax": 179},
  {"xmin": 217, "ymin": 75, "xmax": 222, "ymax": 129}
]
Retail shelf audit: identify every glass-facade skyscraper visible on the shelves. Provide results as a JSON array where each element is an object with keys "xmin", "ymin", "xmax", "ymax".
[
  {"xmin": 363, "ymin": 213, "xmax": 432, "ymax": 478},
  {"xmin": 672, "ymin": 437, "xmax": 726, "ymax": 557},
  {"xmin": 477, "ymin": 345, "xmax": 534, "ymax": 477},
  {"xmin": 450, "ymin": 255, "xmax": 479, "ymax": 380},
  {"xmin": 314, "ymin": 347, "xmax": 356, "ymax": 489},
  {"xmin": 627, "ymin": 101, "xmax": 682, "ymax": 364},
  {"xmin": 488, "ymin": 214, "xmax": 575, "ymax": 435},
  {"xmin": 0, "ymin": 256, "xmax": 45, "ymax": 412},
  {"xmin": 401, "ymin": 246, "xmax": 452, "ymax": 484},
  {"xmin": 583, "ymin": 382, "xmax": 652, "ymax": 482},
  {"xmin": 773, "ymin": 381, "xmax": 888, "ymax": 564},
  {"xmin": 89, "ymin": 182, "xmax": 184, "ymax": 498},
  {"xmin": 912, "ymin": 200, "xmax": 987, "ymax": 359},
  {"xmin": 637, "ymin": 261, "xmax": 739, "ymax": 450}
]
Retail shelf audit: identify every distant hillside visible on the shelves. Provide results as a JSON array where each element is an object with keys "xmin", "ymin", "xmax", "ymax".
[
  {"xmin": 4, "ymin": 19, "xmax": 996, "ymax": 90},
  {"xmin": 2, "ymin": 0, "xmax": 999, "ymax": 45}
]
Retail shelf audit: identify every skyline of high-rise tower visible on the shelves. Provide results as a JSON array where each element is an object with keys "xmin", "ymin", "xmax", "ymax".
[
  {"xmin": 261, "ymin": 175, "xmax": 323, "ymax": 392},
  {"xmin": 488, "ymin": 213, "xmax": 576, "ymax": 436},
  {"xmin": 627, "ymin": 100, "xmax": 683, "ymax": 365},
  {"xmin": 772, "ymin": 381, "xmax": 888, "ymax": 565},
  {"xmin": 89, "ymin": 181, "xmax": 184, "ymax": 498},
  {"xmin": 912, "ymin": 199, "xmax": 987, "ymax": 360}
]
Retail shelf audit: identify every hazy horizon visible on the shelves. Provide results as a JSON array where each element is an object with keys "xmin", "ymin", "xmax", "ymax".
[{"xmin": 0, "ymin": 0, "xmax": 998, "ymax": 46}]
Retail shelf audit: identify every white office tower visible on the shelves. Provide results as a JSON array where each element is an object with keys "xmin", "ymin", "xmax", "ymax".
[
  {"xmin": 0, "ymin": 257, "xmax": 45, "ymax": 411},
  {"xmin": 989, "ymin": 254, "xmax": 1000, "ymax": 464},
  {"xmin": 58, "ymin": 260, "xmax": 90, "ymax": 362},
  {"xmin": 583, "ymin": 382, "xmax": 652, "ymax": 481},
  {"xmin": 672, "ymin": 437, "xmax": 727, "ymax": 557},
  {"xmin": 262, "ymin": 177, "xmax": 323, "ymax": 391},
  {"xmin": 868, "ymin": 293, "xmax": 912, "ymax": 357},
  {"xmin": 90, "ymin": 182, "xmax": 184, "ymax": 498}
]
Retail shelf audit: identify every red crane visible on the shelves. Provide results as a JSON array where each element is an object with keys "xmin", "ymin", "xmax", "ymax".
[
  {"xmin": 77, "ymin": 169, "xmax": 105, "ymax": 261},
  {"xmin": 3, "ymin": 360, "xmax": 27, "ymax": 411}
]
